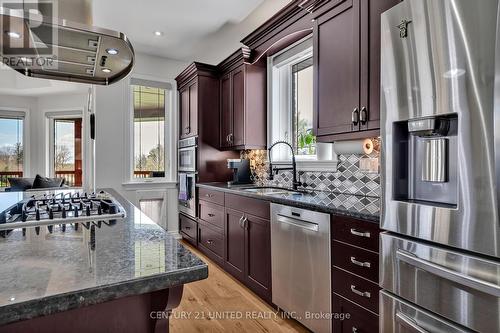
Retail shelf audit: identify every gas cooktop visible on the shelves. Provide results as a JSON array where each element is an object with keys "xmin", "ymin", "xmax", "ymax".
[{"xmin": 0, "ymin": 190, "xmax": 126, "ymax": 235}]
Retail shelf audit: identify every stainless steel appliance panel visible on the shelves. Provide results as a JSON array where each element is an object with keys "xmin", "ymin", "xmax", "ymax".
[
  {"xmin": 380, "ymin": 233, "xmax": 500, "ymax": 332},
  {"xmin": 380, "ymin": 291, "xmax": 472, "ymax": 333},
  {"xmin": 178, "ymin": 137, "xmax": 197, "ymax": 172},
  {"xmin": 178, "ymin": 172, "xmax": 196, "ymax": 218},
  {"xmin": 271, "ymin": 204, "xmax": 331, "ymax": 333},
  {"xmin": 380, "ymin": 0, "xmax": 500, "ymax": 258}
]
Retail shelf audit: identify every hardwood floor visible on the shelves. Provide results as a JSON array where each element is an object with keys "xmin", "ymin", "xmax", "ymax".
[{"xmin": 170, "ymin": 241, "xmax": 310, "ymax": 333}]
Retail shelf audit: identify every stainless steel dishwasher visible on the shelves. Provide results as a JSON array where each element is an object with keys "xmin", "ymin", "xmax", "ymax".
[{"xmin": 271, "ymin": 203, "xmax": 331, "ymax": 333}]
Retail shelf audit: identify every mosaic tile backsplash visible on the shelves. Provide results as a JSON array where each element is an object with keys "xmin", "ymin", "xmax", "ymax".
[{"xmin": 240, "ymin": 150, "xmax": 380, "ymax": 198}]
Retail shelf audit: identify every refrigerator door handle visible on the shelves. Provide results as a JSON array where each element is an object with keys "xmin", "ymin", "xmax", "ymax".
[
  {"xmin": 395, "ymin": 311, "xmax": 430, "ymax": 333},
  {"xmin": 396, "ymin": 249, "xmax": 500, "ymax": 297}
]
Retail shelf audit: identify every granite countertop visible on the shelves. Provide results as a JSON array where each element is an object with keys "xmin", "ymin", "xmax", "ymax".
[
  {"xmin": 0, "ymin": 188, "xmax": 207, "ymax": 326},
  {"xmin": 197, "ymin": 182, "xmax": 380, "ymax": 223}
]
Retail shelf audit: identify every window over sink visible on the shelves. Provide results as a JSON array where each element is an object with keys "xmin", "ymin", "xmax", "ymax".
[{"xmin": 268, "ymin": 36, "xmax": 336, "ymax": 171}]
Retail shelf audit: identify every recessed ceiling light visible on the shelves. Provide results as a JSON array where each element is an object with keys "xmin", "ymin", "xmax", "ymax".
[
  {"xmin": 154, "ymin": 31, "xmax": 163, "ymax": 37},
  {"xmin": 101, "ymin": 68, "xmax": 112, "ymax": 73},
  {"xmin": 106, "ymin": 48, "xmax": 119, "ymax": 55},
  {"xmin": 6, "ymin": 31, "xmax": 21, "ymax": 39}
]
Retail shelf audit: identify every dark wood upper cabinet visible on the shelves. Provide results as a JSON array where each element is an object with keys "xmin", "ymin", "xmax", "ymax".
[
  {"xmin": 311, "ymin": 0, "xmax": 399, "ymax": 141},
  {"xmin": 178, "ymin": 80, "xmax": 198, "ymax": 139},
  {"xmin": 314, "ymin": 0, "xmax": 360, "ymax": 138},
  {"xmin": 361, "ymin": 0, "xmax": 402, "ymax": 131},
  {"xmin": 220, "ymin": 73, "xmax": 232, "ymax": 149},
  {"xmin": 176, "ymin": 62, "xmax": 240, "ymax": 182},
  {"xmin": 217, "ymin": 47, "xmax": 267, "ymax": 150}
]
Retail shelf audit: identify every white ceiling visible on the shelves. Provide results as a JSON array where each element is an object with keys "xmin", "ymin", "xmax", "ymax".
[
  {"xmin": 93, "ymin": 0, "xmax": 291, "ymax": 64},
  {"xmin": 0, "ymin": 64, "xmax": 89, "ymax": 97},
  {"xmin": 0, "ymin": 0, "xmax": 290, "ymax": 96}
]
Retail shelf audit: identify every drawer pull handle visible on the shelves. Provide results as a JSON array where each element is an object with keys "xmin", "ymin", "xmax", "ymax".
[
  {"xmin": 395, "ymin": 312, "xmax": 430, "ymax": 333},
  {"xmin": 206, "ymin": 239, "xmax": 214, "ymax": 245},
  {"xmin": 207, "ymin": 213, "xmax": 215, "ymax": 217},
  {"xmin": 350, "ymin": 228, "xmax": 371, "ymax": 238},
  {"xmin": 184, "ymin": 226, "xmax": 191, "ymax": 230},
  {"xmin": 350, "ymin": 285, "xmax": 371, "ymax": 298},
  {"xmin": 350, "ymin": 256, "xmax": 371, "ymax": 268},
  {"xmin": 205, "ymin": 194, "xmax": 213, "ymax": 198},
  {"xmin": 396, "ymin": 249, "xmax": 500, "ymax": 297},
  {"xmin": 239, "ymin": 215, "xmax": 245, "ymax": 228},
  {"xmin": 352, "ymin": 328, "xmax": 358, "ymax": 333}
]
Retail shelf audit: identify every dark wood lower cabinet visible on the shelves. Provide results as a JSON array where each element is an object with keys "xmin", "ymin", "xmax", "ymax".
[
  {"xmin": 332, "ymin": 293, "xmax": 379, "ymax": 333},
  {"xmin": 225, "ymin": 208, "xmax": 246, "ymax": 281},
  {"xmin": 198, "ymin": 222, "xmax": 225, "ymax": 266},
  {"xmin": 179, "ymin": 213, "xmax": 197, "ymax": 246},
  {"xmin": 244, "ymin": 213, "xmax": 272, "ymax": 302},
  {"xmin": 224, "ymin": 207, "xmax": 272, "ymax": 303}
]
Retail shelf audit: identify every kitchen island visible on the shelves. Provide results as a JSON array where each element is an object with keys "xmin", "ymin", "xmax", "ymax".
[{"xmin": 0, "ymin": 189, "xmax": 207, "ymax": 333}]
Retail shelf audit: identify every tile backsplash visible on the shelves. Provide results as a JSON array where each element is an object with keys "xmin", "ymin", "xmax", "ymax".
[{"xmin": 240, "ymin": 150, "xmax": 380, "ymax": 198}]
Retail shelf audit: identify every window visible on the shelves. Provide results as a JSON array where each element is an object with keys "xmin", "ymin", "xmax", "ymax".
[
  {"xmin": 0, "ymin": 116, "xmax": 24, "ymax": 187},
  {"xmin": 268, "ymin": 37, "xmax": 335, "ymax": 169},
  {"xmin": 53, "ymin": 118, "xmax": 83, "ymax": 187},
  {"xmin": 130, "ymin": 78, "xmax": 172, "ymax": 181},
  {"xmin": 292, "ymin": 57, "xmax": 315, "ymax": 157}
]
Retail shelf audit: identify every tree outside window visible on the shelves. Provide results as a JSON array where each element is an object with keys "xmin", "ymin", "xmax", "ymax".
[{"xmin": 133, "ymin": 85, "xmax": 166, "ymax": 179}]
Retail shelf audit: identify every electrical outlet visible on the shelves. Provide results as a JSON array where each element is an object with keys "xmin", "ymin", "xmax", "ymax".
[{"xmin": 359, "ymin": 157, "xmax": 379, "ymax": 173}]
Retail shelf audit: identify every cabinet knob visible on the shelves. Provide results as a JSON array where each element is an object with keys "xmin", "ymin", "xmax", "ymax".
[
  {"xmin": 351, "ymin": 108, "xmax": 359, "ymax": 126},
  {"xmin": 206, "ymin": 239, "xmax": 214, "ymax": 245},
  {"xmin": 207, "ymin": 213, "xmax": 215, "ymax": 217},
  {"xmin": 228, "ymin": 133, "xmax": 233, "ymax": 143},
  {"xmin": 360, "ymin": 106, "xmax": 368, "ymax": 124}
]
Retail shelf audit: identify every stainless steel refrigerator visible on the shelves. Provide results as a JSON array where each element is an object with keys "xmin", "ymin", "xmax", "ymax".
[{"xmin": 380, "ymin": 0, "xmax": 500, "ymax": 332}]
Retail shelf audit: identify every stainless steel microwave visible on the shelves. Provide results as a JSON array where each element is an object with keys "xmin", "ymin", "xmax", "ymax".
[{"xmin": 178, "ymin": 137, "xmax": 197, "ymax": 172}]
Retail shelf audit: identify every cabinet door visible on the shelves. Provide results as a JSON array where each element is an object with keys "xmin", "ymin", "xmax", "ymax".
[
  {"xmin": 231, "ymin": 66, "xmax": 245, "ymax": 147},
  {"xmin": 188, "ymin": 81, "xmax": 198, "ymax": 137},
  {"xmin": 179, "ymin": 86, "xmax": 190, "ymax": 139},
  {"xmin": 220, "ymin": 73, "xmax": 232, "ymax": 148},
  {"xmin": 359, "ymin": 0, "xmax": 400, "ymax": 131},
  {"xmin": 245, "ymin": 213, "xmax": 271, "ymax": 301},
  {"xmin": 332, "ymin": 293, "xmax": 379, "ymax": 333},
  {"xmin": 314, "ymin": 0, "xmax": 361, "ymax": 137},
  {"xmin": 225, "ymin": 208, "xmax": 246, "ymax": 281}
]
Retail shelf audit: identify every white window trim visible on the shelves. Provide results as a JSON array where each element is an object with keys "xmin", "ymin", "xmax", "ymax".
[
  {"xmin": 44, "ymin": 109, "xmax": 84, "ymax": 181},
  {"xmin": 0, "ymin": 107, "xmax": 30, "ymax": 178},
  {"xmin": 267, "ymin": 36, "xmax": 338, "ymax": 172},
  {"xmin": 123, "ymin": 74, "xmax": 177, "ymax": 186}
]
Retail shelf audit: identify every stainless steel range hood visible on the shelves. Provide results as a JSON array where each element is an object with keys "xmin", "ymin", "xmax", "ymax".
[{"xmin": 0, "ymin": 0, "xmax": 134, "ymax": 85}]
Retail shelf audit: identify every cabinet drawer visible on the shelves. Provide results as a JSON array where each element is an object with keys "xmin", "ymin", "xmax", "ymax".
[
  {"xmin": 332, "ymin": 293, "xmax": 379, "ymax": 333},
  {"xmin": 198, "ymin": 223, "xmax": 224, "ymax": 260},
  {"xmin": 333, "ymin": 240, "xmax": 379, "ymax": 283},
  {"xmin": 179, "ymin": 213, "xmax": 197, "ymax": 240},
  {"xmin": 332, "ymin": 267, "xmax": 380, "ymax": 314},
  {"xmin": 199, "ymin": 200, "xmax": 224, "ymax": 231},
  {"xmin": 198, "ymin": 187, "xmax": 224, "ymax": 206},
  {"xmin": 332, "ymin": 216, "xmax": 380, "ymax": 252},
  {"xmin": 225, "ymin": 193, "xmax": 270, "ymax": 219}
]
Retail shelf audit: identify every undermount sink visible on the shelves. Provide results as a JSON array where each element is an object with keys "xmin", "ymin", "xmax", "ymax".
[{"xmin": 240, "ymin": 187, "xmax": 304, "ymax": 196}]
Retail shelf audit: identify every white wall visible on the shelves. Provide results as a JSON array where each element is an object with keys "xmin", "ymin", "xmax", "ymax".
[{"xmin": 94, "ymin": 52, "xmax": 188, "ymax": 233}]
